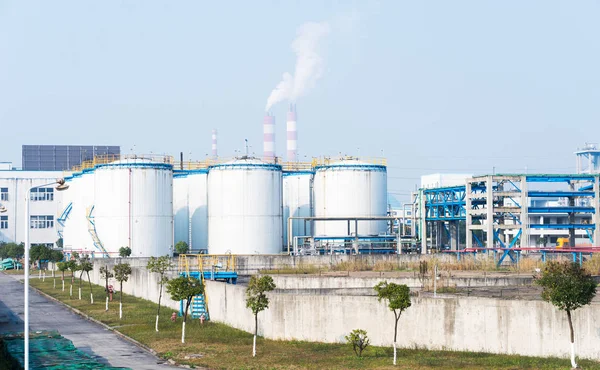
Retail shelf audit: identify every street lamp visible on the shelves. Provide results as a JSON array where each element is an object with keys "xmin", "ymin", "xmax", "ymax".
[{"xmin": 24, "ymin": 178, "xmax": 69, "ymax": 370}]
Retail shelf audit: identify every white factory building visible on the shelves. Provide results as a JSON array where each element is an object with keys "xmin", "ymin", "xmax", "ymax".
[{"xmin": 0, "ymin": 163, "xmax": 64, "ymax": 248}]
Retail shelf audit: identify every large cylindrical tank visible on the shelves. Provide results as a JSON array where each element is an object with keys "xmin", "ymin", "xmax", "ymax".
[
  {"xmin": 94, "ymin": 159, "xmax": 173, "ymax": 257},
  {"xmin": 63, "ymin": 172, "xmax": 84, "ymax": 253},
  {"xmin": 79, "ymin": 169, "xmax": 96, "ymax": 254},
  {"xmin": 283, "ymin": 171, "xmax": 313, "ymax": 248},
  {"xmin": 208, "ymin": 158, "xmax": 282, "ymax": 254},
  {"xmin": 173, "ymin": 170, "xmax": 208, "ymax": 252},
  {"xmin": 313, "ymin": 158, "xmax": 388, "ymax": 237},
  {"xmin": 61, "ymin": 174, "xmax": 76, "ymax": 252}
]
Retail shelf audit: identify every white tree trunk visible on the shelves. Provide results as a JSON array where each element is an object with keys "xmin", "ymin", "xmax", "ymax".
[
  {"xmin": 42, "ymin": 272, "xmax": 45, "ymax": 282},
  {"xmin": 393, "ymin": 341, "xmax": 397, "ymax": 365},
  {"xmin": 119, "ymin": 302, "xmax": 123, "ymax": 319},
  {"xmin": 70, "ymin": 285, "xmax": 73, "ymax": 297},
  {"xmin": 90, "ymin": 293, "xmax": 94, "ymax": 304},
  {"xmin": 253, "ymin": 335, "xmax": 257, "ymax": 357},
  {"xmin": 181, "ymin": 321, "xmax": 186, "ymax": 343},
  {"xmin": 155, "ymin": 315, "xmax": 159, "ymax": 332},
  {"xmin": 39, "ymin": 269, "xmax": 42, "ymax": 279},
  {"xmin": 105, "ymin": 297, "xmax": 109, "ymax": 311},
  {"xmin": 571, "ymin": 342, "xmax": 577, "ymax": 368},
  {"xmin": 78, "ymin": 287, "xmax": 82, "ymax": 300},
  {"xmin": 62, "ymin": 281, "xmax": 65, "ymax": 291},
  {"xmin": 53, "ymin": 279, "xmax": 56, "ymax": 289}
]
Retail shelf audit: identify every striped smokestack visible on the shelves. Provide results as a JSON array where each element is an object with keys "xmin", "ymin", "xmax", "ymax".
[
  {"xmin": 211, "ymin": 129, "xmax": 218, "ymax": 158},
  {"xmin": 286, "ymin": 104, "xmax": 297, "ymax": 162},
  {"xmin": 263, "ymin": 113, "xmax": 275, "ymax": 160}
]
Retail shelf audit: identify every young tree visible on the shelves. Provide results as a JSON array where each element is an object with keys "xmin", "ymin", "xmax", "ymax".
[
  {"xmin": 166, "ymin": 276, "xmax": 204, "ymax": 343},
  {"xmin": 345, "ymin": 329, "xmax": 370, "ymax": 358},
  {"xmin": 67, "ymin": 260, "xmax": 79, "ymax": 298},
  {"xmin": 245, "ymin": 275, "xmax": 276, "ymax": 357},
  {"xmin": 147, "ymin": 256, "xmax": 173, "ymax": 332},
  {"xmin": 119, "ymin": 246, "xmax": 132, "ymax": 258},
  {"xmin": 57, "ymin": 262, "xmax": 68, "ymax": 291},
  {"xmin": 535, "ymin": 261, "xmax": 597, "ymax": 368},
  {"xmin": 79, "ymin": 256, "xmax": 94, "ymax": 304},
  {"xmin": 6, "ymin": 243, "xmax": 24, "ymax": 260},
  {"xmin": 174, "ymin": 241, "xmax": 189, "ymax": 255},
  {"xmin": 49, "ymin": 250, "xmax": 64, "ymax": 288},
  {"xmin": 30, "ymin": 244, "xmax": 52, "ymax": 278},
  {"xmin": 113, "ymin": 263, "xmax": 132, "ymax": 319},
  {"xmin": 99, "ymin": 266, "xmax": 114, "ymax": 311},
  {"xmin": 374, "ymin": 281, "xmax": 412, "ymax": 365}
]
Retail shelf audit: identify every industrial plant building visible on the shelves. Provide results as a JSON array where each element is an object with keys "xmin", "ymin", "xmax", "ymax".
[{"xmin": 1, "ymin": 128, "xmax": 600, "ymax": 260}]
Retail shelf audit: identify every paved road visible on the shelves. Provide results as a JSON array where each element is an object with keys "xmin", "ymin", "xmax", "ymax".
[{"xmin": 0, "ymin": 273, "xmax": 176, "ymax": 370}]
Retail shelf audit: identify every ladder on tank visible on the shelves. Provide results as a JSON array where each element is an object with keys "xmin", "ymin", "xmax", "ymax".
[{"xmin": 86, "ymin": 206, "xmax": 110, "ymax": 257}]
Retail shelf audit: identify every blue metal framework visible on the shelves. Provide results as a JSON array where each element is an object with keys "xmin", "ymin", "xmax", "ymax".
[
  {"xmin": 421, "ymin": 173, "xmax": 599, "ymax": 267},
  {"xmin": 423, "ymin": 186, "xmax": 466, "ymax": 221}
]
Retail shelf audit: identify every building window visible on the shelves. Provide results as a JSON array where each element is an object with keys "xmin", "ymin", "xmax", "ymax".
[
  {"xmin": 0, "ymin": 216, "xmax": 7, "ymax": 229},
  {"xmin": 0, "ymin": 188, "xmax": 7, "ymax": 201},
  {"xmin": 30, "ymin": 188, "xmax": 54, "ymax": 201},
  {"xmin": 30, "ymin": 215, "xmax": 54, "ymax": 229}
]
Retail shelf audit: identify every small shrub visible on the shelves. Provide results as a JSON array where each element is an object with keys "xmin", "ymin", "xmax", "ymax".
[{"xmin": 345, "ymin": 329, "xmax": 370, "ymax": 358}]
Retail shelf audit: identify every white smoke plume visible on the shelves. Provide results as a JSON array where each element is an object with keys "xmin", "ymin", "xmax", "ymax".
[{"xmin": 265, "ymin": 21, "xmax": 331, "ymax": 111}]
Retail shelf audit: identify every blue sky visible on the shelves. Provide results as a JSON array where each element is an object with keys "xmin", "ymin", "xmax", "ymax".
[{"xmin": 1, "ymin": 1, "xmax": 599, "ymax": 201}]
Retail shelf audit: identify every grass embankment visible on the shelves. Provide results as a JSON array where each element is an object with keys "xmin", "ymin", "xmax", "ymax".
[
  {"xmin": 262, "ymin": 254, "xmax": 600, "ymax": 276},
  {"xmin": 28, "ymin": 278, "xmax": 600, "ymax": 370}
]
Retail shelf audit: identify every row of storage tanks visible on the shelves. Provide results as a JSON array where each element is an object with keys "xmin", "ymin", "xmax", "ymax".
[{"xmin": 61, "ymin": 156, "xmax": 387, "ymax": 257}]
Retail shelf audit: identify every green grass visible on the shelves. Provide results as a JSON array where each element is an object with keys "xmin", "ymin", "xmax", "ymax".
[{"xmin": 29, "ymin": 278, "xmax": 600, "ymax": 370}]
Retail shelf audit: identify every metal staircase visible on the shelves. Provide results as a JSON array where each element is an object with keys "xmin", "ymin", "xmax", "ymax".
[
  {"xmin": 177, "ymin": 254, "xmax": 238, "ymax": 320},
  {"xmin": 86, "ymin": 206, "xmax": 109, "ymax": 257},
  {"xmin": 56, "ymin": 202, "xmax": 73, "ymax": 239},
  {"xmin": 57, "ymin": 202, "xmax": 73, "ymax": 226}
]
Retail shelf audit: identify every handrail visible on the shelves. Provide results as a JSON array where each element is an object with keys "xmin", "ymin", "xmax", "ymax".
[
  {"xmin": 72, "ymin": 154, "xmax": 174, "ymax": 172},
  {"xmin": 311, "ymin": 156, "xmax": 387, "ymax": 168},
  {"xmin": 86, "ymin": 206, "xmax": 110, "ymax": 257}
]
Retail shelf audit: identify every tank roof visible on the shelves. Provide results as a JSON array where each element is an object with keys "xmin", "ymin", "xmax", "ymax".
[{"xmin": 209, "ymin": 156, "xmax": 282, "ymax": 171}]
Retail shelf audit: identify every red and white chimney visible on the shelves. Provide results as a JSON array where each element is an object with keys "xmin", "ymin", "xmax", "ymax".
[
  {"xmin": 263, "ymin": 113, "xmax": 275, "ymax": 160},
  {"xmin": 286, "ymin": 104, "xmax": 297, "ymax": 162},
  {"xmin": 211, "ymin": 129, "xmax": 218, "ymax": 158}
]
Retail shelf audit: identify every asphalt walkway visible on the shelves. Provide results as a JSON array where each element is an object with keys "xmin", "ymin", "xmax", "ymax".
[{"xmin": 0, "ymin": 273, "xmax": 175, "ymax": 369}]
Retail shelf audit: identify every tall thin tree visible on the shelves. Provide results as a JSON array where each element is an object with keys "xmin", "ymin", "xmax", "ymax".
[
  {"xmin": 166, "ymin": 276, "xmax": 204, "ymax": 343},
  {"xmin": 535, "ymin": 261, "xmax": 597, "ymax": 368},
  {"xmin": 113, "ymin": 263, "xmax": 132, "ymax": 319},
  {"xmin": 374, "ymin": 281, "xmax": 412, "ymax": 365},
  {"xmin": 245, "ymin": 275, "xmax": 276, "ymax": 357},
  {"xmin": 147, "ymin": 256, "xmax": 173, "ymax": 331}
]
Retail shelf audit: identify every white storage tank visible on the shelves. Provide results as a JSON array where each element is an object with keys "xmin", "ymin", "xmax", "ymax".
[
  {"xmin": 173, "ymin": 170, "xmax": 208, "ymax": 252},
  {"xmin": 313, "ymin": 158, "xmax": 388, "ymax": 237},
  {"xmin": 208, "ymin": 158, "xmax": 282, "ymax": 254},
  {"xmin": 60, "ymin": 174, "xmax": 76, "ymax": 253},
  {"xmin": 93, "ymin": 158, "xmax": 173, "ymax": 257},
  {"xmin": 79, "ymin": 169, "xmax": 96, "ymax": 254},
  {"xmin": 62, "ymin": 172, "xmax": 83, "ymax": 253},
  {"xmin": 283, "ymin": 171, "xmax": 313, "ymax": 247}
]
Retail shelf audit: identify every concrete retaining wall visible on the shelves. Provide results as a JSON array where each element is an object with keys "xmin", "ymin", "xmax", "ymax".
[
  {"xmin": 268, "ymin": 275, "xmax": 533, "ymax": 290},
  {"xmin": 89, "ymin": 257, "xmax": 600, "ymax": 359},
  {"xmin": 205, "ymin": 281, "xmax": 600, "ymax": 359},
  {"xmin": 90, "ymin": 258, "xmax": 180, "ymax": 311}
]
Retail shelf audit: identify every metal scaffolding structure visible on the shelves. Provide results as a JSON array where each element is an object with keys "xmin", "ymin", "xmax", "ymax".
[{"xmin": 413, "ymin": 174, "xmax": 600, "ymax": 263}]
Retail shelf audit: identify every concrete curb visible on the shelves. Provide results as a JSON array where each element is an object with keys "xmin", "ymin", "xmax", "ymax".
[{"xmin": 27, "ymin": 283, "xmax": 182, "ymax": 368}]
